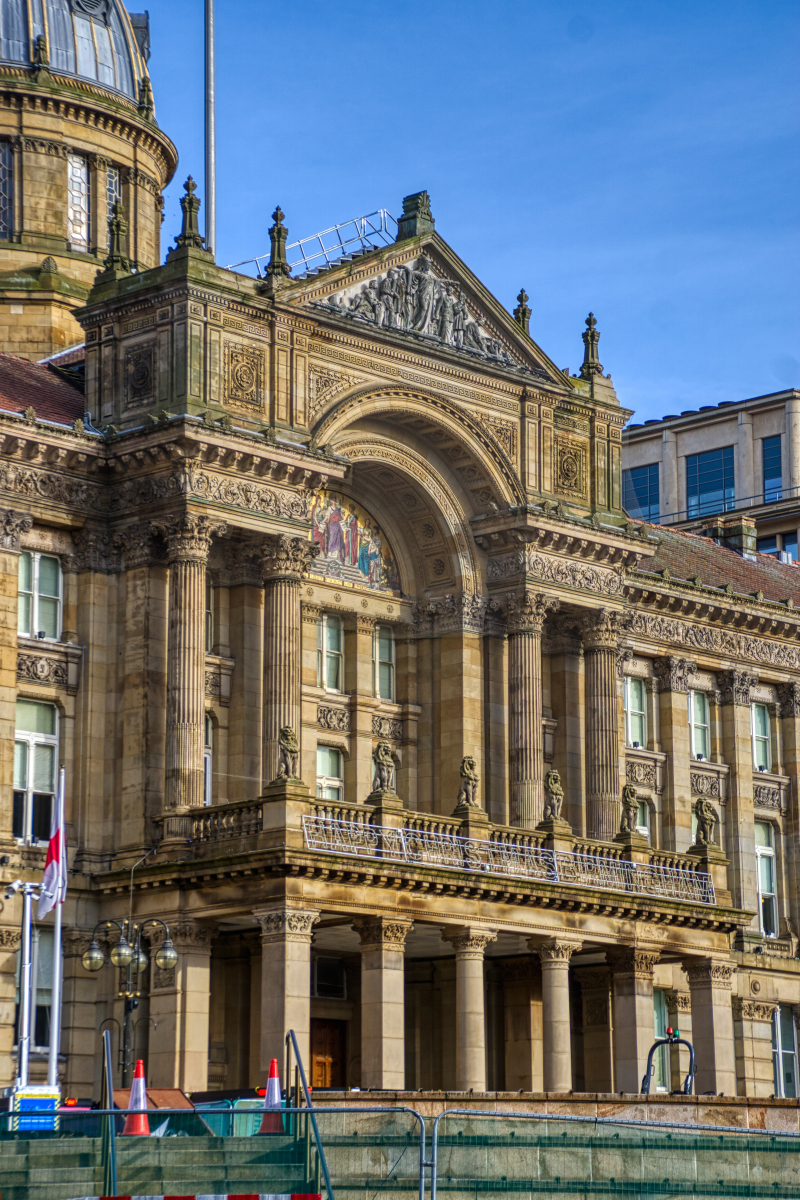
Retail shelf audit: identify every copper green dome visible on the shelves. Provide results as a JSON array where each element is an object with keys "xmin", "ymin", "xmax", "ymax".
[{"xmin": 0, "ymin": 0, "xmax": 149, "ymax": 100}]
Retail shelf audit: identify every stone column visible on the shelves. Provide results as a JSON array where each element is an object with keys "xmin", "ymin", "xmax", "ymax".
[
  {"xmin": 501, "ymin": 958, "xmax": 542, "ymax": 1092},
  {"xmin": 653, "ymin": 656, "xmax": 697, "ymax": 852},
  {"xmin": 534, "ymin": 938, "xmax": 580, "ymax": 1093},
  {"xmin": 576, "ymin": 966, "xmax": 614, "ymax": 1093},
  {"xmin": 147, "ymin": 921, "xmax": 215, "ymax": 1092},
  {"xmin": 665, "ymin": 990, "xmax": 693, "ymax": 1093},
  {"xmin": 737, "ymin": 411, "xmax": 755, "ymax": 502},
  {"xmin": 0, "ymin": 511, "xmax": 31, "ymax": 850},
  {"xmin": 732, "ymin": 997, "xmax": 777, "ymax": 1097},
  {"xmin": 61, "ymin": 930, "xmax": 97, "ymax": 1097},
  {"xmin": 227, "ymin": 548, "xmax": 264, "ymax": 802},
  {"xmin": 354, "ymin": 917, "xmax": 413, "ymax": 1089},
  {"xmin": 442, "ymin": 926, "xmax": 497, "ymax": 1091},
  {"xmin": 261, "ymin": 537, "xmax": 318, "ymax": 786},
  {"xmin": 718, "ymin": 669, "xmax": 758, "ymax": 915},
  {"xmin": 155, "ymin": 515, "xmax": 226, "ymax": 841},
  {"xmin": 685, "ymin": 958, "xmax": 736, "ymax": 1096},
  {"xmin": 547, "ymin": 619, "xmax": 586, "ymax": 835},
  {"xmin": 437, "ymin": 596, "xmax": 487, "ymax": 810},
  {"xmin": 607, "ymin": 947, "xmax": 659, "ymax": 1093},
  {"xmin": 778, "ymin": 683, "xmax": 800, "ymax": 938},
  {"xmin": 582, "ymin": 611, "xmax": 626, "ymax": 841},
  {"xmin": 254, "ymin": 905, "xmax": 318, "ymax": 1077},
  {"xmin": 242, "ymin": 931, "xmax": 262, "ymax": 1088},
  {"xmin": 0, "ymin": 926, "xmax": 21, "ymax": 1088},
  {"xmin": 507, "ymin": 592, "xmax": 559, "ymax": 828}
]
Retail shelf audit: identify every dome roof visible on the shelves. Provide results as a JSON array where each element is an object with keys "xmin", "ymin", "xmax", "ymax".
[{"xmin": 0, "ymin": 0, "xmax": 147, "ymax": 101}]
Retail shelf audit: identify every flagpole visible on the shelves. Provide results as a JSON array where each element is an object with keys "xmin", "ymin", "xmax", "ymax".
[
  {"xmin": 204, "ymin": 0, "xmax": 216, "ymax": 256},
  {"xmin": 17, "ymin": 884, "xmax": 33, "ymax": 1088},
  {"xmin": 46, "ymin": 767, "xmax": 66, "ymax": 1090}
]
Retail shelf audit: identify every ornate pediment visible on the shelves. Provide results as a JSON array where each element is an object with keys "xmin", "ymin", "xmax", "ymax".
[{"xmin": 299, "ymin": 246, "xmax": 554, "ymax": 382}]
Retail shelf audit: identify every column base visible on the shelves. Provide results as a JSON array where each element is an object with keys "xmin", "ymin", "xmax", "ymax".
[{"xmin": 159, "ymin": 808, "xmax": 196, "ymax": 853}]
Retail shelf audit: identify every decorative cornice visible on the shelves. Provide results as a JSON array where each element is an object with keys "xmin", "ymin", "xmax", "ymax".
[
  {"xmin": 353, "ymin": 918, "xmax": 413, "ymax": 952},
  {"xmin": 626, "ymin": 609, "xmax": 800, "ymax": 671}
]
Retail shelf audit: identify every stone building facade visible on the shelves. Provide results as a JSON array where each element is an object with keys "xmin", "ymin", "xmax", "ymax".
[{"xmin": 0, "ymin": 0, "xmax": 799, "ymax": 1107}]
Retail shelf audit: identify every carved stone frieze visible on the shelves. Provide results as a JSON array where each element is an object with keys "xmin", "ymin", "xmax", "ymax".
[
  {"xmin": 0, "ymin": 928, "xmax": 21, "ymax": 949},
  {"xmin": 224, "ymin": 342, "xmax": 264, "ymax": 410},
  {"xmin": 717, "ymin": 669, "xmax": 758, "ymax": 707},
  {"xmin": 691, "ymin": 771, "xmax": 720, "ymax": 799},
  {"xmin": 17, "ymin": 649, "xmax": 79, "ymax": 694},
  {"xmin": 318, "ymin": 705, "xmax": 350, "ymax": 732},
  {"xmin": 372, "ymin": 715, "xmax": 402, "ymax": 740},
  {"xmin": 626, "ymin": 760, "xmax": 656, "ymax": 788},
  {"xmin": 123, "ymin": 341, "xmax": 155, "ymax": 409},
  {"xmin": 308, "ymin": 366, "xmax": 354, "ymax": 421},
  {"xmin": 488, "ymin": 547, "xmax": 625, "ymax": 597},
  {"xmin": 480, "ymin": 414, "xmax": 517, "ymax": 460},
  {"xmin": 584, "ymin": 997, "xmax": 609, "ymax": 1027},
  {"xmin": 653, "ymin": 656, "xmax": 697, "ymax": 694},
  {"xmin": 753, "ymin": 784, "xmax": 783, "ymax": 811},
  {"xmin": 732, "ymin": 997, "xmax": 777, "ymax": 1022},
  {"xmin": 554, "ymin": 434, "xmax": 588, "ymax": 501},
  {"xmin": 627, "ymin": 611, "xmax": 800, "ymax": 671}
]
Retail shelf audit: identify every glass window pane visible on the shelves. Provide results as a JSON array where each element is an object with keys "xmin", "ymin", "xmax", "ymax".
[
  {"xmin": 630, "ymin": 679, "xmax": 645, "ymax": 711},
  {"xmin": 15, "ymin": 700, "xmax": 55, "ymax": 736},
  {"xmin": 694, "ymin": 725, "xmax": 709, "ymax": 759},
  {"xmin": 322, "ymin": 784, "xmax": 342, "ymax": 802},
  {"xmin": 35, "ymin": 929, "xmax": 53, "ymax": 1001},
  {"xmin": 763, "ymin": 435, "xmax": 782, "ymax": 502},
  {"xmin": 37, "ymin": 556, "xmax": 59, "ymax": 598},
  {"xmin": 17, "ymin": 591, "xmax": 30, "ymax": 635},
  {"xmin": 783, "ymin": 532, "xmax": 798, "ymax": 561},
  {"xmin": 12, "ymin": 791, "xmax": 24, "ymax": 839},
  {"xmin": 637, "ymin": 801, "xmax": 649, "ymax": 829},
  {"xmin": 31, "ymin": 794, "xmax": 51, "ymax": 842},
  {"xmin": 692, "ymin": 692, "xmax": 708, "ymax": 725},
  {"xmin": 13, "ymin": 742, "xmax": 26, "ymax": 791},
  {"xmin": 758, "ymin": 853, "xmax": 775, "ymax": 895},
  {"xmin": 753, "ymin": 705, "xmax": 769, "ymax": 738},
  {"xmin": 67, "ymin": 154, "xmax": 90, "ymax": 250},
  {"xmin": 762, "ymin": 894, "xmax": 777, "ymax": 937},
  {"xmin": 631, "ymin": 711, "xmax": 646, "ymax": 746},
  {"xmin": 754, "ymin": 738, "xmax": 770, "ymax": 769},
  {"xmin": 18, "ymin": 552, "xmax": 31, "ymax": 592},
  {"xmin": 780, "ymin": 1005, "xmax": 795, "ymax": 1050},
  {"xmin": 0, "ymin": 140, "xmax": 13, "ymax": 239},
  {"xmin": 686, "ymin": 446, "xmax": 735, "ymax": 518},
  {"xmin": 378, "ymin": 628, "xmax": 393, "ymax": 661},
  {"xmin": 757, "ymin": 535, "xmax": 779, "ymax": 557},
  {"xmin": 326, "ymin": 618, "xmax": 342, "ymax": 652},
  {"xmin": 783, "ymin": 1052, "xmax": 798, "ymax": 1099},
  {"xmin": 32, "ymin": 744, "xmax": 55, "ymax": 793},
  {"xmin": 325, "ymin": 652, "xmax": 340, "ymax": 691},
  {"xmin": 755, "ymin": 820, "xmax": 772, "ymax": 848},
  {"xmin": 379, "ymin": 661, "xmax": 393, "ymax": 700},
  {"xmin": 37, "ymin": 596, "xmax": 58, "ymax": 638},
  {"xmin": 623, "ymin": 464, "xmax": 660, "ymax": 522}
]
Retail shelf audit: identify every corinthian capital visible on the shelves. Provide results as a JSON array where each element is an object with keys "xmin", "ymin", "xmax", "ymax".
[
  {"xmin": 0, "ymin": 509, "xmax": 33, "ymax": 552},
  {"xmin": 717, "ymin": 669, "xmax": 758, "ymax": 707},
  {"xmin": 151, "ymin": 514, "xmax": 228, "ymax": 563},
  {"xmin": 506, "ymin": 590, "xmax": 560, "ymax": 634},
  {"xmin": 580, "ymin": 608, "xmax": 630, "ymax": 651},
  {"xmin": 441, "ymin": 926, "xmax": 497, "ymax": 958},
  {"xmin": 260, "ymin": 535, "xmax": 320, "ymax": 582},
  {"xmin": 533, "ymin": 937, "xmax": 582, "ymax": 965}
]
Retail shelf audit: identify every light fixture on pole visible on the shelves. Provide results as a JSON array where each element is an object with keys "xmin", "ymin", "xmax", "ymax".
[{"xmin": 205, "ymin": 0, "xmax": 216, "ymax": 256}]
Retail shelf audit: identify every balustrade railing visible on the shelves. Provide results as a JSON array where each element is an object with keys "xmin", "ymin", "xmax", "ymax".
[
  {"xmin": 302, "ymin": 815, "xmax": 715, "ymax": 905},
  {"xmin": 192, "ymin": 798, "xmax": 263, "ymax": 842}
]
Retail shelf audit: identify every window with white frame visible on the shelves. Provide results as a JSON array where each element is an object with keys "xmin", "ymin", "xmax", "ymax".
[
  {"xmin": 66, "ymin": 154, "xmax": 90, "ymax": 251},
  {"xmin": 752, "ymin": 703, "xmax": 771, "ymax": 771},
  {"xmin": 13, "ymin": 700, "xmax": 58, "ymax": 844},
  {"xmin": 205, "ymin": 577, "xmax": 213, "ymax": 654},
  {"xmin": 773, "ymin": 1005, "xmax": 798, "ymax": 1098},
  {"xmin": 316, "ymin": 746, "xmax": 344, "ymax": 802},
  {"xmin": 203, "ymin": 714, "xmax": 212, "ymax": 807},
  {"xmin": 636, "ymin": 799, "xmax": 651, "ymax": 841},
  {"xmin": 653, "ymin": 988, "xmax": 669, "ymax": 1091},
  {"xmin": 755, "ymin": 820, "xmax": 777, "ymax": 937},
  {"xmin": 688, "ymin": 690, "xmax": 710, "ymax": 760},
  {"xmin": 374, "ymin": 624, "xmax": 395, "ymax": 701},
  {"xmin": 624, "ymin": 677, "xmax": 647, "ymax": 748},
  {"xmin": 15, "ymin": 926, "xmax": 53, "ymax": 1051},
  {"xmin": 18, "ymin": 552, "xmax": 61, "ymax": 640},
  {"xmin": 317, "ymin": 614, "xmax": 343, "ymax": 691},
  {"xmin": 106, "ymin": 165, "xmax": 121, "ymax": 251}
]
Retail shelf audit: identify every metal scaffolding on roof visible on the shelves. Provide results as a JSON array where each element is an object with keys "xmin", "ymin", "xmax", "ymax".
[{"xmin": 227, "ymin": 209, "xmax": 397, "ymax": 277}]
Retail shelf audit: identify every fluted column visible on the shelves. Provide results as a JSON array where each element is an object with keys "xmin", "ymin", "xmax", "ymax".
[
  {"xmin": 442, "ymin": 926, "xmax": 497, "ymax": 1091},
  {"xmin": 582, "ymin": 610, "xmax": 626, "ymax": 840},
  {"xmin": 507, "ymin": 592, "xmax": 559, "ymax": 827},
  {"xmin": 261, "ymin": 536, "xmax": 319, "ymax": 785},
  {"xmin": 155, "ymin": 515, "xmax": 226, "ymax": 835},
  {"xmin": 534, "ymin": 937, "xmax": 581, "ymax": 1092}
]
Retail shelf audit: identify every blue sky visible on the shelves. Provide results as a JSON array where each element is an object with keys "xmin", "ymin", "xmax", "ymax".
[{"xmin": 146, "ymin": 0, "xmax": 799, "ymax": 424}]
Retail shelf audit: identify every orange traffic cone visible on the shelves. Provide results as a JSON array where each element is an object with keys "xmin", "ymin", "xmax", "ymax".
[
  {"xmin": 122, "ymin": 1059, "xmax": 150, "ymax": 1135},
  {"xmin": 258, "ymin": 1057, "xmax": 283, "ymax": 1133}
]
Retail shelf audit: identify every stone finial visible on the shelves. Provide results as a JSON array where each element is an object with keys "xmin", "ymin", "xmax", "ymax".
[
  {"xmin": 694, "ymin": 796, "xmax": 717, "ymax": 846},
  {"xmin": 513, "ymin": 287, "xmax": 531, "ymax": 335},
  {"xmin": 543, "ymin": 769, "xmax": 564, "ymax": 821},
  {"xmin": 456, "ymin": 756, "xmax": 480, "ymax": 807},
  {"xmin": 620, "ymin": 782, "xmax": 639, "ymax": 833},
  {"xmin": 172, "ymin": 177, "xmax": 206, "ymax": 251},
  {"xmin": 276, "ymin": 726, "xmax": 300, "ymax": 781},
  {"xmin": 40, "ymin": 256, "xmax": 58, "ymax": 275},
  {"xmin": 580, "ymin": 311, "xmax": 604, "ymax": 380},
  {"xmin": 101, "ymin": 200, "xmax": 130, "ymax": 276},
  {"xmin": 372, "ymin": 740, "xmax": 396, "ymax": 793},
  {"xmin": 138, "ymin": 75, "xmax": 155, "ymax": 121},
  {"xmin": 266, "ymin": 206, "xmax": 291, "ymax": 282},
  {"xmin": 396, "ymin": 191, "xmax": 435, "ymax": 241}
]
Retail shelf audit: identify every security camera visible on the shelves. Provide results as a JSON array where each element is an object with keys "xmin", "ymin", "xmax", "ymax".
[{"xmin": 4, "ymin": 879, "xmax": 23, "ymax": 899}]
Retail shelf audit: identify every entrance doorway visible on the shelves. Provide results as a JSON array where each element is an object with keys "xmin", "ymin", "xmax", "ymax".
[{"xmin": 310, "ymin": 1018, "xmax": 347, "ymax": 1088}]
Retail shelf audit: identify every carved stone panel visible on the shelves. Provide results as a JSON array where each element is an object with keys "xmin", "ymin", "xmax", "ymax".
[
  {"xmin": 318, "ymin": 705, "xmax": 350, "ymax": 732},
  {"xmin": 554, "ymin": 434, "xmax": 588, "ymax": 502},
  {"xmin": 224, "ymin": 341, "xmax": 264, "ymax": 409},
  {"xmin": 372, "ymin": 715, "xmax": 402, "ymax": 740},
  {"xmin": 123, "ymin": 340, "xmax": 155, "ymax": 408}
]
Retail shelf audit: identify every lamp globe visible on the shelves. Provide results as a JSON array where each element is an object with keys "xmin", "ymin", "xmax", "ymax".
[
  {"xmin": 109, "ymin": 935, "xmax": 135, "ymax": 968},
  {"xmin": 155, "ymin": 937, "xmax": 178, "ymax": 971},
  {"xmin": 81, "ymin": 940, "xmax": 105, "ymax": 972}
]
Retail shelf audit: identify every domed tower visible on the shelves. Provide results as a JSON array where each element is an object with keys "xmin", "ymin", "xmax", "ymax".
[{"xmin": 0, "ymin": 0, "xmax": 178, "ymax": 360}]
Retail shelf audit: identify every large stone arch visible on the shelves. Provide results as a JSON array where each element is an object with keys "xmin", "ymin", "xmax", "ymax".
[{"xmin": 310, "ymin": 385, "xmax": 525, "ymax": 511}]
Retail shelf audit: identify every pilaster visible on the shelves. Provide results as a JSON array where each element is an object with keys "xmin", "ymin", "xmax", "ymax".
[
  {"xmin": 147, "ymin": 921, "xmax": 216, "ymax": 1092},
  {"xmin": 576, "ymin": 966, "xmax": 613, "ymax": 1093},
  {"xmin": 733, "ymin": 997, "xmax": 777, "ymax": 1098},
  {"xmin": 0, "ymin": 512, "xmax": 31, "ymax": 849},
  {"xmin": 607, "ymin": 947, "xmax": 659, "ymax": 1093},
  {"xmin": 500, "ymin": 958, "xmax": 542, "ymax": 1092},
  {"xmin": 665, "ymin": 990, "xmax": 692, "ymax": 1093},
  {"xmin": 685, "ymin": 958, "xmax": 737, "ymax": 1097},
  {"xmin": 0, "ymin": 926, "xmax": 21, "ymax": 1088},
  {"xmin": 354, "ymin": 917, "xmax": 413, "ymax": 1089},
  {"xmin": 654, "ymin": 656, "xmax": 696, "ymax": 851},
  {"xmin": 61, "ymin": 929, "xmax": 97, "ymax": 1097},
  {"xmin": 718, "ymin": 669, "xmax": 758, "ymax": 915},
  {"xmin": 254, "ymin": 905, "xmax": 319, "ymax": 1074}
]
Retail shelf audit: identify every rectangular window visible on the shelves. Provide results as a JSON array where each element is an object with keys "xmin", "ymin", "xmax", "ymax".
[
  {"xmin": 686, "ymin": 446, "xmax": 735, "ymax": 519},
  {"xmin": 773, "ymin": 1005, "xmax": 798, "ymax": 1099},
  {"xmin": 374, "ymin": 625, "xmax": 395, "ymax": 701},
  {"xmin": 763, "ymin": 435, "xmax": 783, "ymax": 503},
  {"xmin": 203, "ymin": 714, "xmax": 212, "ymax": 807},
  {"xmin": 205, "ymin": 578, "xmax": 213, "ymax": 654},
  {"xmin": 106, "ymin": 166, "xmax": 121, "ymax": 252},
  {"xmin": 623, "ymin": 463, "xmax": 660, "ymax": 522},
  {"xmin": 757, "ymin": 532, "xmax": 798, "ymax": 562},
  {"xmin": 18, "ymin": 552, "xmax": 62, "ymax": 640},
  {"xmin": 316, "ymin": 746, "xmax": 343, "ymax": 802},
  {"xmin": 757, "ymin": 535, "xmax": 779, "ymax": 558},
  {"xmin": 688, "ymin": 690, "xmax": 710, "ymax": 760},
  {"xmin": 783, "ymin": 532, "xmax": 799, "ymax": 562},
  {"xmin": 0, "ymin": 141, "xmax": 13, "ymax": 239},
  {"xmin": 15, "ymin": 927, "xmax": 53, "ymax": 1051},
  {"xmin": 636, "ymin": 799, "xmax": 651, "ymax": 841},
  {"xmin": 317, "ymin": 614, "xmax": 343, "ymax": 692},
  {"xmin": 752, "ymin": 703, "xmax": 771, "ymax": 771},
  {"xmin": 624, "ymin": 677, "xmax": 647, "ymax": 748},
  {"xmin": 66, "ymin": 154, "xmax": 90, "ymax": 251},
  {"xmin": 13, "ymin": 700, "xmax": 58, "ymax": 845},
  {"xmin": 653, "ymin": 989, "xmax": 669, "ymax": 1091},
  {"xmin": 755, "ymin": 820, "xmax": 777, "ymax": 937}
]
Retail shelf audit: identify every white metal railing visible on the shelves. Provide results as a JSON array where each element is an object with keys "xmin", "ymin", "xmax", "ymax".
[
  {"xmin": 301, "ymin": 816, "xmax": 716, "ymax": 905},
  {"xmin": 227, "ymin": 209, "xmax": 397, "ymax": 277}
]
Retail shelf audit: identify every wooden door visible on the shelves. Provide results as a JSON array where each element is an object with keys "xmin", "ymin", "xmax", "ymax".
[{"xmin": 310, "ymin": 1018, "xmax": 346, "ymax": 1088}]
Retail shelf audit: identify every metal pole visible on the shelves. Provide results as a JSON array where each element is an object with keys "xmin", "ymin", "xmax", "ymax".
[
  {"xmin": 17, "ymin": 885, "xmax": 33, "ymax": 1088},
  {"xmin": 47, "ymin": 766, "xmax": 66, "ymax": 1089},
  {"xmin": 204, "ymin": 0, "xmax": 216, "ymax": 256}
]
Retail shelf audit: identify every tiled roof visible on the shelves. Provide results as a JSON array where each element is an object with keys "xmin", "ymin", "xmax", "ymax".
[
  {"xmin": 634, "ymin": 521, "xmax": 800, "ymax": 605},
  {"xmin": 0, "ymin": 352, "xmax": 84, "ymax": 425}
]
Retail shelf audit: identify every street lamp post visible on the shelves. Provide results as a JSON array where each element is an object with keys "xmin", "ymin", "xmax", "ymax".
[{"xmin": 81, "ymin": 917, "xmax": 178, "ymax": 1087}]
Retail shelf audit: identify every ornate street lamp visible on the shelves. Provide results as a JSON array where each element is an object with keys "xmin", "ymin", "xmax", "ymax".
[{"xmin": 82, "ymin": 917, "xmax": 178, "ymax": 1086}]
